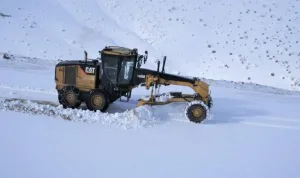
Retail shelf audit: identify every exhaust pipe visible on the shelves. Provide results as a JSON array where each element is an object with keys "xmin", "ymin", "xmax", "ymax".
[
  {"xmin": 162, "ymin": 56, "xmax": 166, "ymax": 73},
  {"xmin": 84, "ymin": 50, "xmax": 88, "ymax": 62}
]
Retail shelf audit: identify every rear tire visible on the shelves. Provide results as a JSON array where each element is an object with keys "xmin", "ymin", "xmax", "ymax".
[
  {"xmin": 86, "ymin": 91, "xmax": 109, "ymax": 112},
  {"xmin": 185, "ymin": 101, "xmax": 208, "ymax": 123},
  {"xmin": 58, "ymin": 86, "xmax": 81, "ymax": 109}
]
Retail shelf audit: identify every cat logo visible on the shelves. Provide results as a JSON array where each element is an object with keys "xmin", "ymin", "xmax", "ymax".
[{"xmin": 85, "ymin": 67, "xmax": 95, "ymax": 74}]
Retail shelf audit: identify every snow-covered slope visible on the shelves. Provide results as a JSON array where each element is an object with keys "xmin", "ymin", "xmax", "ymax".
[{"xmin": 1, "ymin": 0, "xmax": 300, "ymax": 90}]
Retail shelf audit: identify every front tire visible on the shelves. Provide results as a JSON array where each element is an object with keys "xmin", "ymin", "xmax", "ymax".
[
  {"xmin": 86, "ymin": 91, "xmax": 109, "ymax": 112},
  {"xmin": 185, "ymin": 101, "xmax": 208, "ymax": 123}
]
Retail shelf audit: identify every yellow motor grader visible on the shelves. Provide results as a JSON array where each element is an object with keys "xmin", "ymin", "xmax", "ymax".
[{"xmin": 54, "ymin": 46, "xmax": 212, "ymax": 123}]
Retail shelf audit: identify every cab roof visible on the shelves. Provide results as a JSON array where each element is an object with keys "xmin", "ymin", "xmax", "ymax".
[{"xmin": 100, "ymin": 46, "xmax": 138, "ymax": 56}]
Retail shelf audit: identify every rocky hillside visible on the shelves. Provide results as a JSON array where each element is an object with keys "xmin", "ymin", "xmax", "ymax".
[{"xmin": 1, "ymin": 0, "xmax": 299, "ymax": 90}]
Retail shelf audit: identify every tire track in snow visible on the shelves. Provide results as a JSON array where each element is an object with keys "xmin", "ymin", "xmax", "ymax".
[
  {"xmin": 241, "ymin": 121, "xmax": 300, "ymax": 131},
  {"xmin": 253, "ymin": 116, "xmax": 300, "ymax": 123},
  {"xmin": 204, "ymin": 114, "xmax": 300, "ymax": 131},
  {"xmin": 223, "ymin": 116, "xmax": 300, "ymax": 131},
  {"xmin": 0, "ymin": 83, "xmax": 56, "ymax": 95}
]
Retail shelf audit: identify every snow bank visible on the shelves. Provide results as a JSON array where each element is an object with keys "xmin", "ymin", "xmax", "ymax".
[{"xmin": 0, "ymin": 99, "xmax": 158, "ymax": 129}]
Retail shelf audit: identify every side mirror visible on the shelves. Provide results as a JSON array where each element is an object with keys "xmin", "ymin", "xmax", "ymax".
[{"xmin": 144, "ymin": 51, "xmax": 148, "ymax": 64}]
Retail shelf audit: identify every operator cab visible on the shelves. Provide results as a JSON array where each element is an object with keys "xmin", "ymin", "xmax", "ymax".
[{"xmin": 99, "ymin": 46, "xmax": 148, "ymax": 87}]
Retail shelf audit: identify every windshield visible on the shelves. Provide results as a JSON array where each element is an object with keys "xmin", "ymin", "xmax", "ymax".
[
  {"xmin": 103, "ymin": 56, "xmax": 118, "ymax": 84},
  {"xmin": 118, "ymin": 58, "xmax": 135, "ymax": 84}
]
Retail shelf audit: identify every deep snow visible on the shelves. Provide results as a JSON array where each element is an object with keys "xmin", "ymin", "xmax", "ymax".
[{"xmin": 1, "ymin": 109, "xmax": 300, "ymax": 178}]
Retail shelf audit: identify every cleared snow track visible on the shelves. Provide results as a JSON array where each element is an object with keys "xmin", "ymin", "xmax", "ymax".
[
  {"xmin": 0, "ymin": 99, "xmax": 160, "ymax": 129},
  {"xmin": 0, "ymin": 83, "xmax": 56, "ymax": 95}
]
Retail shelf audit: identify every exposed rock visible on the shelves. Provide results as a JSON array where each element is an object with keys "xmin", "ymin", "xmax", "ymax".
[{"xmin": 2, "ymin": 53, "xmax": 10, "ymax": 59}]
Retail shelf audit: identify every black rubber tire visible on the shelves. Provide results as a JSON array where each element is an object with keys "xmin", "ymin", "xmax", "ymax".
[
  {"xmin": 207, "ymin": 95, "xmax": 213, "ymax": 109},
  {"xmin": 186, "ymin": 103, "xmax": 207, "ymax": 123},
  {"xmin": 86, "ymin": 91, "xmax": 109, "ymax": 112},
  {"xmin": 58, "ymin": 91, "xmax": 63, "ymax": 105},
  {"xmin": 58, "ymin": 86, "xmax": 81, "ymax": 109}
]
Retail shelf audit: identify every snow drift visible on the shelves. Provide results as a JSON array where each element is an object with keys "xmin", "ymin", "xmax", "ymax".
[{"xmin": 0, "ymin": 99, "xmax": 160, "ymax": 129}]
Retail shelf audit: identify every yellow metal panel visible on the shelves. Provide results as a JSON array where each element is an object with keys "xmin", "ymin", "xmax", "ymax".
[{"xmin": 76, "ymin": 66, "xmax": 96, "ymax": 90}]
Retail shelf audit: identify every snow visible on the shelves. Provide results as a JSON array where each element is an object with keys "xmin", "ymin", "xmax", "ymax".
[
  {"xmin": 0, "ymin": 99, "xmax": 158, "ymax": 129},
  {"xmin": 1, "ymin": 0, "xmax": 300, "ymax": 177},
  {"xmin": 1, "ymin": 56, "xmax": 300, "ymax": 177},
  {"xmin": 1, "ymin": 92, "xmax": 300, "ymax": 178}
]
